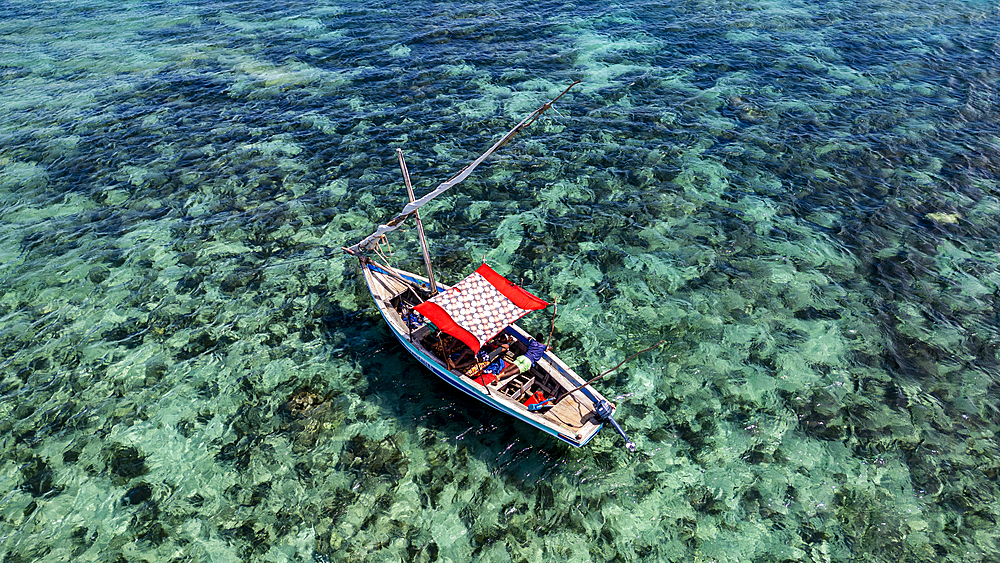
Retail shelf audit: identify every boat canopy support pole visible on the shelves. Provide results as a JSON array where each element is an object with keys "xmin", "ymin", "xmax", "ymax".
[{"xmin": 397, "ymin": 148, "xmax": 438, "ymax": 295}]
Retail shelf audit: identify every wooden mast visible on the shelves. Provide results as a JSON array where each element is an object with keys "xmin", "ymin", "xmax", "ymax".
[{"xmin": 397, "ymin": 148, "xmax": 438, "ymax": 295}]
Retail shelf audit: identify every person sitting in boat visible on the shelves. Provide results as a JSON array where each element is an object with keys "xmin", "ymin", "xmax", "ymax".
[
  {"xmin": 430, "ymin": 332, "xmax": 477, "ymax": 371},
  {"xmin": 498, "ymin": 337, "xmax": 549, "ymax": 379},
  {"xmin": 428, "ymin": 332, "xmax": 456, "ymax": 363}
]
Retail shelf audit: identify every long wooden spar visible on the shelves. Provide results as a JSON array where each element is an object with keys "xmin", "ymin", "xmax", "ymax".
[{"xmin": 347, "ymin": 80, "xmax": 581, "ymax": 254}]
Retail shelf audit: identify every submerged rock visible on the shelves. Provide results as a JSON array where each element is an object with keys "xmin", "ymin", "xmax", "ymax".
[
  {"xmin": 925, "ymin": 211, "xmax": 960, "ymax": 224},
  {"xmin": 286, "ymin": 388, "xmax": 328, "ymax": 417},
  {"xmin": 103, "ymin": 444, "xmax": 148, "ymax": 486},
  {"xmin": 122, "ymin": 482, "xmax": 153, "ymax": 505}
]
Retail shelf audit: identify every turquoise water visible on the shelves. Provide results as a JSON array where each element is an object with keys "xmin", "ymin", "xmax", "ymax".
[{"xmin": 2, "ymin": 0, "xmax": 1000, "ymax": 561}]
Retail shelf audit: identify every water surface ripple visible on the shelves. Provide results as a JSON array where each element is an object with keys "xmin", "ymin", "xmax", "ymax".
[{"xmin": 2, "ymin": 0, "xmax": 999, "ymax": 561}]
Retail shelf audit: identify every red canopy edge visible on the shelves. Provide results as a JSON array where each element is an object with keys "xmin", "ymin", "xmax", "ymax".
[
  {"xmin": 474, "ymin": 263, "xmax": 548, "ymax": 311},
  {"xmin": 414, "ymin": 301, "xmax": 482, "ymax": 352}
]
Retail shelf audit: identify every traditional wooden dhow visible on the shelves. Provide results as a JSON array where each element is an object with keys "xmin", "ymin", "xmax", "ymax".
[{"xmin": 345, "ymin": 82, "xmax": 635, "ymax": 449}]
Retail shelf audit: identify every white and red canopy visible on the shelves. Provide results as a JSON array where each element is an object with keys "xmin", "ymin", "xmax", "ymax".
[{"xmin": 414, "ymin": 264, "xmax": 548, "ymax": 352}]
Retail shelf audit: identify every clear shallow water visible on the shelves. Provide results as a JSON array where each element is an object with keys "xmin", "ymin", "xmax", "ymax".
[{"xmin": 2, "ymin": 0, "xmax": 999, "ymax": 561}]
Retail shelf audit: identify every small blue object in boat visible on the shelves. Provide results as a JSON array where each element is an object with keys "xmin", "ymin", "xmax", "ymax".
[
  {"xmin": 403, "ymin": 311, "xmax": 424, "ymax": 329},
  {"xmin": 527, "ymin": 399, "xmax": 552, "ymax": 412}
]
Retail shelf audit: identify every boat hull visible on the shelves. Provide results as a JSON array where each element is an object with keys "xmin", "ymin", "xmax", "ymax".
[{"xmin": 359, "ymin": 260, "xmax": 607, "ymax": 447}]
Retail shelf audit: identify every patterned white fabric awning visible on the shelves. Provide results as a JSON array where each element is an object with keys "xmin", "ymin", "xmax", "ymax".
[{"xmin": 415, "ymin": 264, "xmax": 548, "ymax": 352}]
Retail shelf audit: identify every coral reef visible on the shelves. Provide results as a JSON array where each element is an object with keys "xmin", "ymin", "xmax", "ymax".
[{"xmin": 2, "ymin": 0, "xmax": 999, "ymax": 562}]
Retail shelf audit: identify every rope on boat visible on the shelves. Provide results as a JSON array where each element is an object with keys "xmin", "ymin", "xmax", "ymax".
[
  {"xmin": 374, "ymin": 235, "xmax": 392, "ymax": 263},
  {"xmin": 556, "ymin": 340, "xmax": 665, "ymax": 452},
  {"xmin": 554, "ymin": 340, "xmax": 665, "ymax": 405}
]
